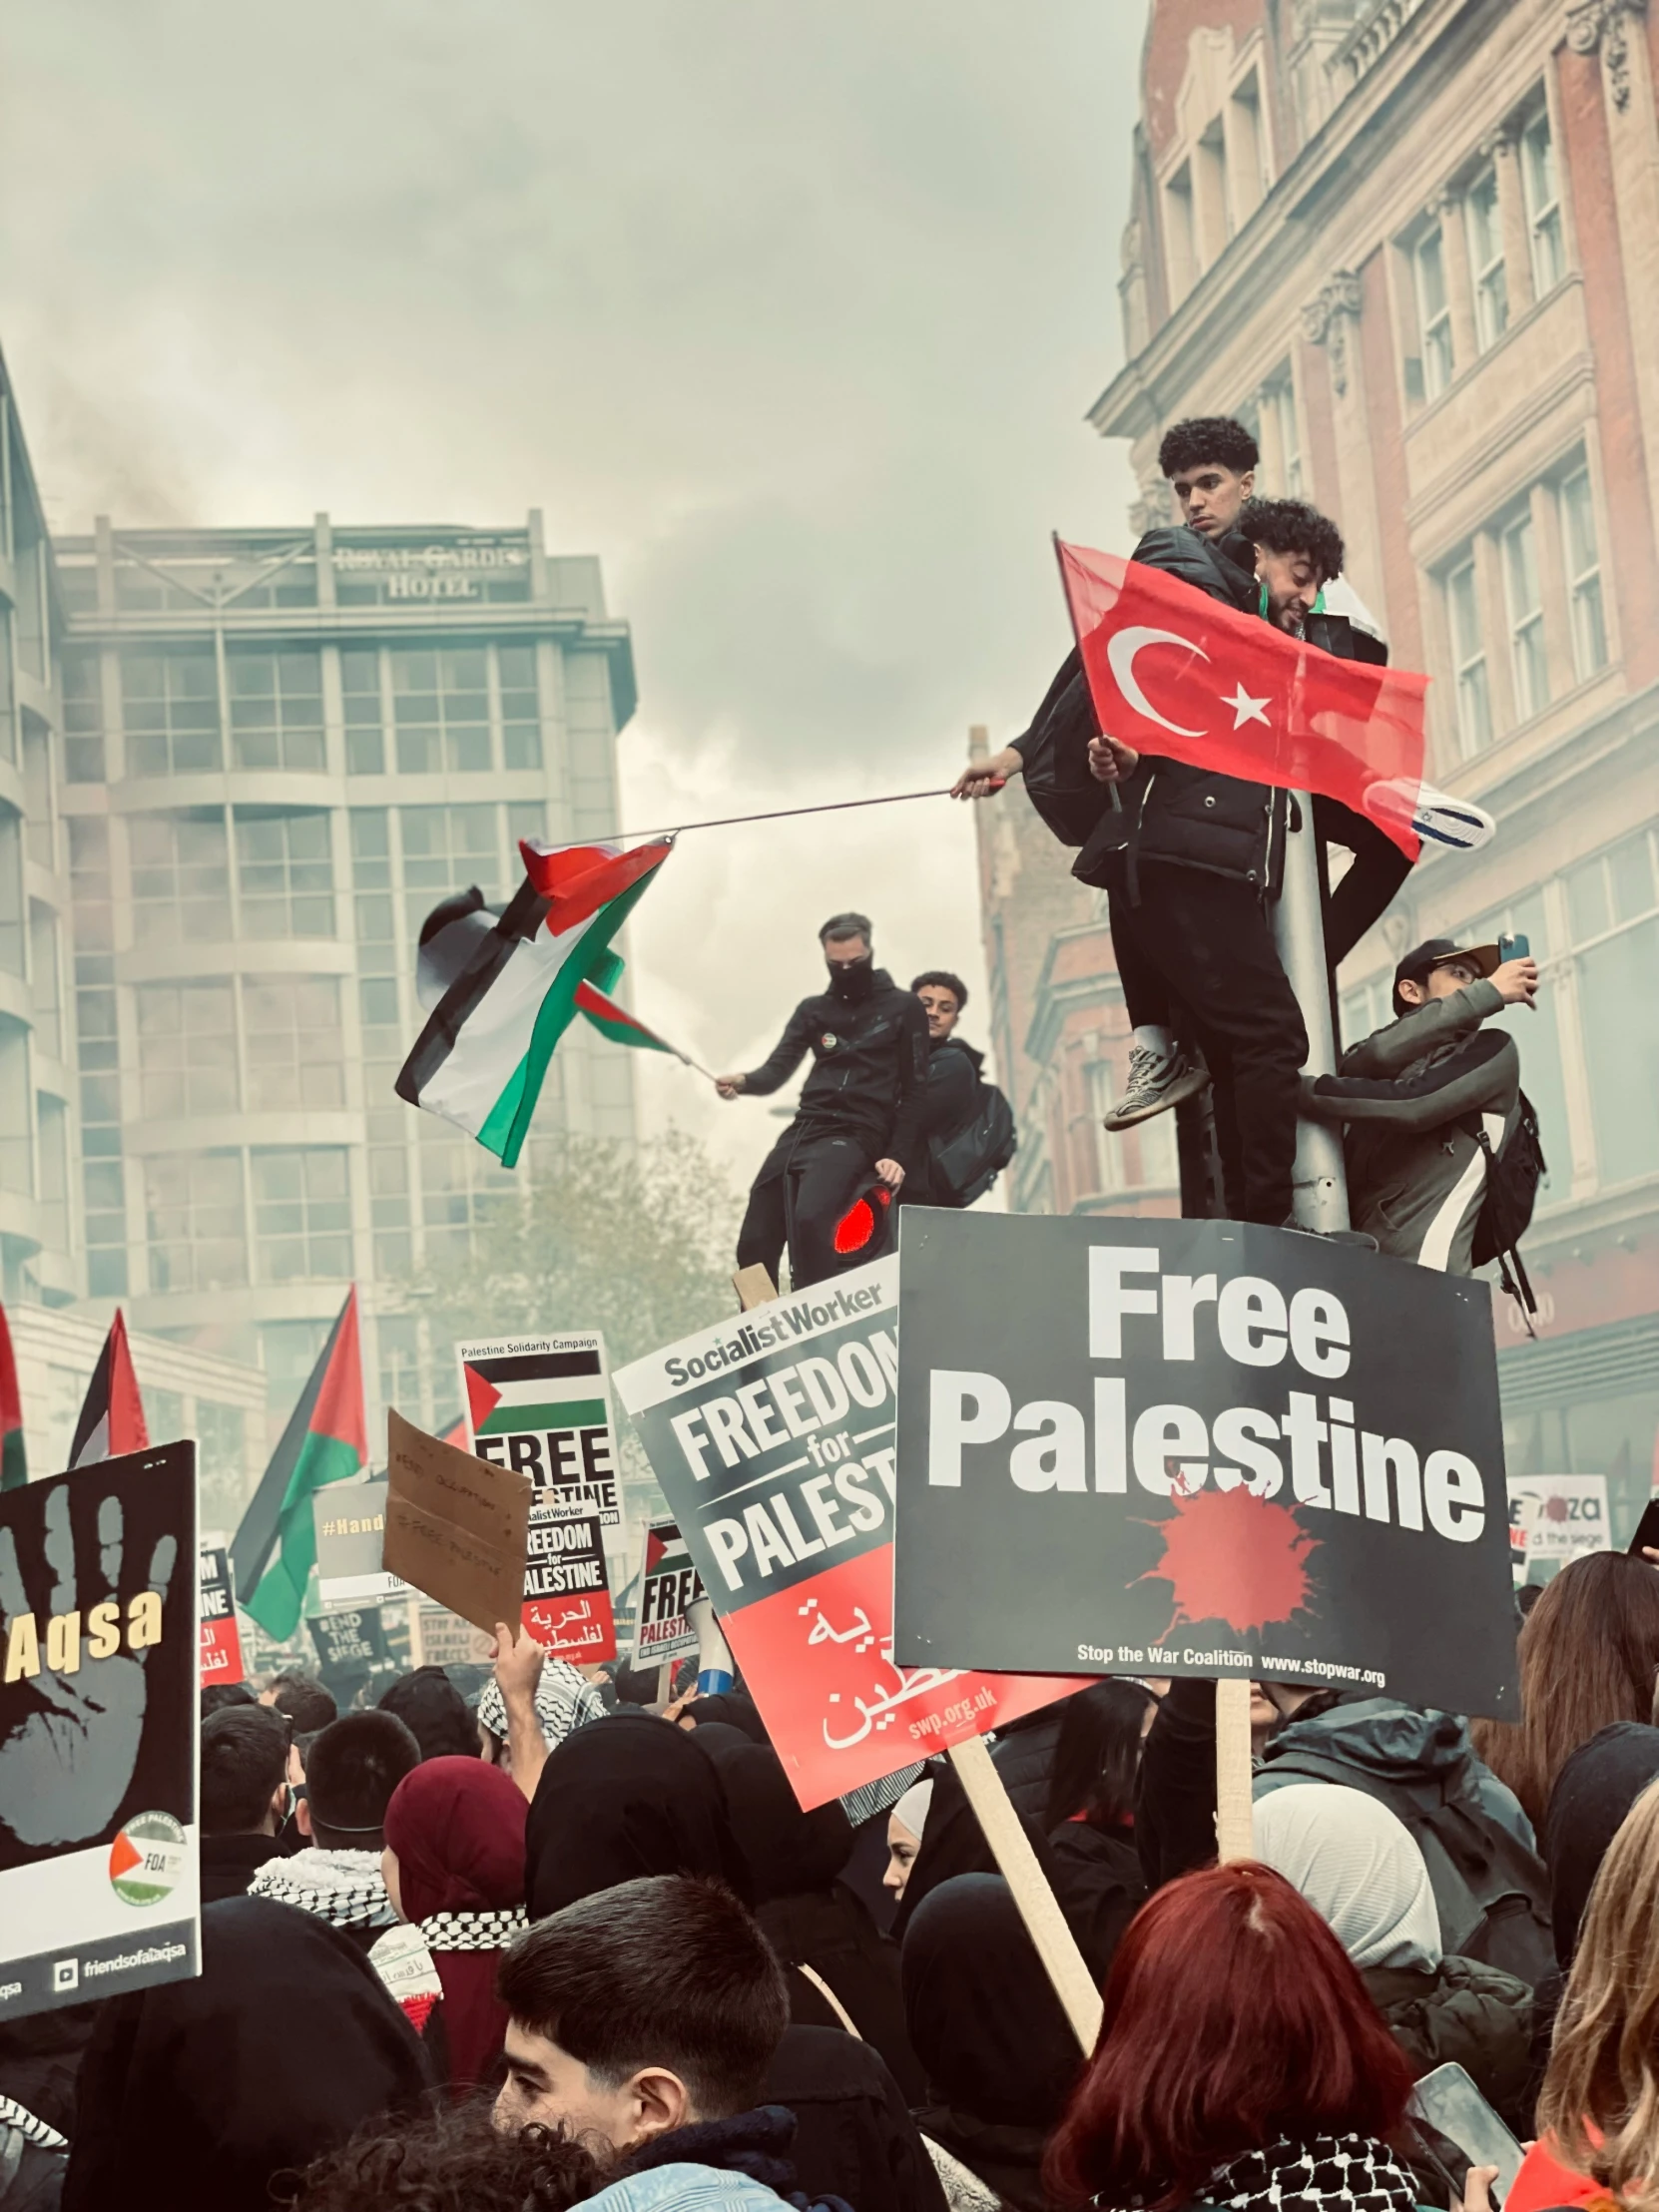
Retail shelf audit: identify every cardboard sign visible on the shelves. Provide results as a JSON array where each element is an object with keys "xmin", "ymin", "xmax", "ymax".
[
  {"xmin": 632, "ymin": 1521, "xmax": 705, "ymax": 1667},
  {"xmin": 1508, "ymin": 1474, "xmax": 1610, "ymax": 1573},
  {"xmin": 457, "ymin": 1332, "xmax": 623, "ymax": 1547},
  {"xmin": 314, "ymin": 1479, "xmax": 408, "ymax": 1605},
  {"xmin": 523, "ymin": 1499, "xmax": 616, "ymax": 1660},
  {"xmin": 198, "ymin": 1547, "xmax": 245, "ymax": 1689},
  {"xmin": 382, "ymin": 1409, "xmax": 531, "ymax": 1636},
  {"xmin": 415, "ymin": 1607, "xmax": 496, "ymax": 1668},
  {"xmin": 892, "ymin": 1212, "xmax": 1517, "ymax": 1719},
  {"xmin": 0, "ymin": 1441, "xmax": 200, "ymax": 2022},
  {"xmin": 615, "ymin": 1258, "xmax": 1087, "ymax": 1809}
]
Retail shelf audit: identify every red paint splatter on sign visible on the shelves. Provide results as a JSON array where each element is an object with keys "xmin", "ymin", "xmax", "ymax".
[{"xmin": 1140, "ymin": 1487, "xmax": 1319, "ymax": 1641}]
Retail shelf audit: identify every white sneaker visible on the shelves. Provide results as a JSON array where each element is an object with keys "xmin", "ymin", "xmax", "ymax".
[
  {"xmin": 1102, "ymin": 1047, "xmax": 1211, "ymax": 1131},
  {"xmin": 1364, "ymin": 778, "xmax": 1497, "ymax": 852}
]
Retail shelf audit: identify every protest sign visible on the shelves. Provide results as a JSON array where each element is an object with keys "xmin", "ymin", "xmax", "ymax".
[
  {"xmin": 892, "ymin": 1212, "xmax": 1517, "ymax": 1718},
  {"xmin": 415, "ymin": 1606, "xmax": 495, "ymax": 1668},
  {"xmin": 1508, "ymin": 1473, "xmax": 1610, "ymax": 1575},
  {"xmin": 523, "ymin": 1498, "xmax": 616, "ymax": 1660},
  {"xmin": 308, "ymin": 1602, "xmax": 393, "ymax": 1701},
  {"xmin": 457, "ymin": 1334, "xmax": 627, "ymax": 1648},
  {"xmin": 615, "ymin": 1257, "xmax": 1086, "ymax": 1809},
  {"xmin": 0, "ymin": 1441, "xmax": 199, "ymax": 2022},
  {"xmin": 199, "ymin": 1546, "xmax": 245, "ymax": 1689},
  {"xmin": 314, "ymin": 1479, "xmax": 408, "ymax": 1605},
  {"xmin": 382, "ymin": 1409, "xmax": 530, "ymax": 1636},
  {"xmin": 631, "ymin": 1521, "xmax": 705, "ymax": 1667}
]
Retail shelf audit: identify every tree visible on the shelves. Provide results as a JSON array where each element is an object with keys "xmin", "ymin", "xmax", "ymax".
[{"xmin": 402, "ymin": 1128, "xmax": 743, "ymax": 1371}]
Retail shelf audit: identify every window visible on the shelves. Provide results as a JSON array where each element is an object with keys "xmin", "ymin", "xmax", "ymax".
[
  {"xmin": 235, "ymin": 812, "xmax": 335, "ymax": 937},
  {"xmin": 136, "ymin": 982, "xmax": 238, "ymax": 1116},
  {"xmin": 390, "ymin": 647, "xmax": 491, "ymax": 774},
  {"xmin": 84, "ymin": 1158, "xmax": 128, "ymax": 1295},
  {"xmin": 131, "ymin": 812, "xmax": 232, "ymax": 945},
  {"xmin": 68, "ymin": 816, "xmax": 113, "ymax": 960},
  {"xmin": 1444, "ymin": 555, "xmax": 1491, "ymax": 757},
  {"xmin": 377, "ymin": 1314, "xmax": 424, "ymax": 1422},
  {"xmin": 399, "ymin": 805, "xmax": 499, "ymax": 941},
  {"xmin": 0, "ymin": 1022, "xmax": 32, "ymax": 1197},
  {"xmin": 38, "ymin": 1093, "xmax": 69, "ymax": 1251},
  {"xmin": 1164, "ymin": 163, "xmax": 1197, "ymax": 301},
  {"xmin": 252, "ymin": 1147, "xmax": 352, "ymax": 1281},
  {"xmin": 342, "ymin": 647, "xmax": 384, "ymax": 776},
  {"xmin": 1522, "ymin": 108, "xmax": 1565, "ymax": 294},
  {"xmin": 145, "ymin": 1151, "xmax": 249, "ymax": 1293},
  {"xmin": 121, "ymin": 651, "xmax": 222, "ymax": 776},
  {"xmin": 30, "ymin": 906, "xmax": 61, "ymax": 1060},
  {"xmin": 0, "ymin": 811, "xmax": 24, "ymax": 978},
  {"xmin": 243, "ymin": 976, "xmax": 346, "ymax": 1111},
  {"xmin": 1268, "ymin": 375, "xmax": 1302, "ymax": 497},
  {"xmin": 227, "ymin": 648, "xmax": 324, "ymax": 772},
  {"xmin": 498, "ymin": 645, "xmax": 542, "ymax": 772},
  {"xmin": 1464, "ymin": 167, "xmax": 1508, "ymax": 351},
  {"xmin": 259, "ymin": 1317, "xmax": 330, "ymax": 1413},
  {"xmin": 1502, "ymin": 510, "xmax": 1548, "ymax": 719},
  {"xmin": 1563, "ymin": 830, "xmax": 1659, "ymax": 1187},
  {"xmin": 23, "ymin": 716, "xmax": 51, "ymax": 871},
  {"xmin": 1413, "ymin": 228, "xmax": 1454, "ymax": 397},
  {"xmin": 419, "ymin": 1136, "xmax": 516, "ymax": 1259},
  {"xmin": 369, "ymin": 1144, "xmax": 412, "ymax": 1274},
  {"xmin": 61, "ymin": 649, "xmax": 106, "ymax": 784},
  {"xmin": 1560, "ymin": 467, "xmax": 1608, "ymax": 680},
  {"xmin": 0, "ymin": 612, "xmax": 12, "ymax": 764},
  {"xmin": 1085, "ymin": 1064, "xmax": 1120, "ymax": 1196}
]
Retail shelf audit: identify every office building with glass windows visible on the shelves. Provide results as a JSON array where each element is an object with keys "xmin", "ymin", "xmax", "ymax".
[{"xmin": 50, "ymin": 513, "xmax": 638, "ymax": 1435}]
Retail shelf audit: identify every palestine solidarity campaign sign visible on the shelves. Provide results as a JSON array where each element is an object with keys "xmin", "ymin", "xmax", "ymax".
[
  {"xmin": 615, "ymin": 1257, "xmax": 1084, "ymax": 1808},
  {"xmin": 892, "ymin": 1212, "xmax": 1517, "ymax": 1718},
  {"xmin": 0, "ymin": 1441, "xmax": 199, "ymax": 2022}
]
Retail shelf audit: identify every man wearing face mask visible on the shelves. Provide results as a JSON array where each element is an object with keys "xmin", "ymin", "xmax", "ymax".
[{"xmin": 716, "ymin": 913, "xmax": 929, "ymax": 1290}]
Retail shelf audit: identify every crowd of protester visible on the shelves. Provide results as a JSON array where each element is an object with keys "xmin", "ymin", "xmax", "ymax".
[{"xmin": 9, "ymin": 1551, "xmax": 1659, "ymax": 2212}]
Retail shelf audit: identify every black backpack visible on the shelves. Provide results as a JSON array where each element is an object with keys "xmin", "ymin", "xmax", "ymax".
[
  {"xmin": 1463, "ymin": 1091, "xmax": 1545, "ymax": 1323},
  {"xmin": 928, "ymin": 1080, "xmax": 1017, "ymax": 1208},
  {"xmin": 1261, "ymin": 1749, "xmax": 1555, "ymax": 1987}
]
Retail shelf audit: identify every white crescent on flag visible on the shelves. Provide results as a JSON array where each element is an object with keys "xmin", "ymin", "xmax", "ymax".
[{"xmin": 1105, "ymin": 625, "xmax": 1211, "ymax": 738}]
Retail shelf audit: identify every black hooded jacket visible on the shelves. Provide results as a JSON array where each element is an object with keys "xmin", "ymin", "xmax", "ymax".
[{"xmin": 742, "ymin": 966, "xmax": 930, "ymax": 1171}]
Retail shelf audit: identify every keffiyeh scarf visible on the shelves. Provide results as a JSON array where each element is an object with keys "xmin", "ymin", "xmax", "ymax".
[
  {"xmin": 476, "ymin": 1657, "xmax": 606, "ymax": 1751},
  {"xmin": 248, "ymin": 1847, "xmax": 396, "ymax": 1931},
  {"xmin": 1202, "ymin": 2134, "xmax": 1418, "ymax": 2212}
]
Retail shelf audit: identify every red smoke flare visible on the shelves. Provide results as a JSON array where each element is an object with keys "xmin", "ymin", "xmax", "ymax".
[{"xmin": 1140, "ymin": 1487, "xmax": 1319, "ymax": 1641}]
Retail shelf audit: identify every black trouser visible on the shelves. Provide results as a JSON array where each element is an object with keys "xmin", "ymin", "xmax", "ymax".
[
  {"xmin": 736, "ymin": 1126, "xmax": 880, "ymax": 1291},
  {"xmin": 1105, "ymin": 862, "xmax": 1307, "ymax": 1225},
  {"xmin": 1315, "ymin": 796, "xmax": 1413, "ymax": 968}
]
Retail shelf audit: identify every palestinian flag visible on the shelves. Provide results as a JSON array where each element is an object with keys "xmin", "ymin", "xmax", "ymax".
[
  {"xmin": 0, "ymin": 1302, "xmax": 24, "ymax": 1491},
  {"xmin": 397, "ymin": 837, "xmax": 673, "ymax": 1168},
  {"xmin": 232, "ymin": 1289, "xmax": 367, "ymax": 1639},
  {"xmin": 69, "ymin": 1309, "xmax": 149, "ymax": 1469},
  {"xmin": 577, "ymin": 979, "xmax": 689, "ymax": 1061}
]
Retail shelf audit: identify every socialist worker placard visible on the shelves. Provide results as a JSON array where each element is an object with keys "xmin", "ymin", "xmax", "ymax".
[{"xmin": 615, "ymin": 1258, "xmax": 1085, "ymax": 1808}]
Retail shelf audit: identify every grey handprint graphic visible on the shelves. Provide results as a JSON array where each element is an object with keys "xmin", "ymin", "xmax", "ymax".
[{"xmin": 0, "ymin": 1476, "xmax": 180, "ymax": 1854}]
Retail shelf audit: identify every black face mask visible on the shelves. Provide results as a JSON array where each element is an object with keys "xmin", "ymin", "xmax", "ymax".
[{"xmin": 827, "ymin": 954, "xmax": 875, "ymax": 1001}]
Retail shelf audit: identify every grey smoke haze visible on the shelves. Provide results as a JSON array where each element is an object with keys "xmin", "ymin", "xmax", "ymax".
[{"xmin": 0, "ymin": 0, "xmax": 1145, "ymax": 1176}]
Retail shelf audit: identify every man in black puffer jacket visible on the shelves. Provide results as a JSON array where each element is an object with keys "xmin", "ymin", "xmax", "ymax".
[
  {"xmin": 957, "ymin": 420, "xmax": 1356, "ymax": 1227},
  {"xmin": 719, "ymin": 913, "xmax": 929, "ymax": 1290}
]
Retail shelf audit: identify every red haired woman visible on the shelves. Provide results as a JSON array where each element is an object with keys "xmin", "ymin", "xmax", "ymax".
[{"xmin": 1045, "ymin": 1862, "xmax": 1455, "ymax": 2212}]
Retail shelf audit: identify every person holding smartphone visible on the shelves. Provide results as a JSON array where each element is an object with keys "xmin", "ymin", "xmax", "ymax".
[{"xmin": 1298, "ymin": 936, "xmax": 1540, "ymax": 1274}]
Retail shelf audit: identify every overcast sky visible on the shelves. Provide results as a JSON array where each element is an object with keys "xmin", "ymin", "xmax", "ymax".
[{"xmin": 0, "ymin": 0, "xmax": 1147, "ymax": 1185}]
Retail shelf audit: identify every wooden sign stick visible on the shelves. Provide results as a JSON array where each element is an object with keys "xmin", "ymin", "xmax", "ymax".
[
  {"xmin": 656, "ymin": 1659, "xmax": 675, "ymax": 1706},
  {"xmin": 950, "ymin": 1734, "xmax": 1103, "ymax": 2052},
  {"xmin": 1215, "ymin": 1676, "xmax": 1255, "ymax": 1862}
]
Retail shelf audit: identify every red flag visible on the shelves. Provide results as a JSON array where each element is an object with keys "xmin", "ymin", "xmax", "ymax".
[
  {"xmin": 69, "ymin": 1309, "xmax": 149, "ymax": 1468},
  {"xmin": 1056, "ymin": 540, "xmax": 1429, "ymax": 857}
]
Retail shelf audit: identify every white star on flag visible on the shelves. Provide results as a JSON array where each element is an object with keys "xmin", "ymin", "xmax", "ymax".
[{"xmin": 1222, "ymin": 681, "xmax": 1271, "ymax": 729}]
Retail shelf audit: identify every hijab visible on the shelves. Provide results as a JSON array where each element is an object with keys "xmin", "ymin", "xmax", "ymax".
[
  {"xmin": 1542, "ymin": 1721, "xmax": 1659, "ymax": 1966},
  {"xmin": 901, "ymin": 1874, "xmax": 1081, "ymax": 2128},
  {"xmin": 890, "ymin": 1779, "xmax": 933, "ymax": 1845},
  {"xmin": 62, "ymin": 1896, "xmax": 429, "ymax": 2212},
  {"xmin": 889, "ymin": 1759, "xmax": 1062, "ymax": 1941},
  {"xmin": 1252, "ymin": 1784, "xmax": 1441, "ymax": 1972},
  {"xmin": 693, "ymin": 1730, "xmax": 852, "ymax": 1901},
  {"xmin": 383, "ymin": 1757, "xmax": 527, "ymax": 2088},
  {"xmin": 524, "ymin": 1708, "xmax": 754, "ymax": 1919},
  {"xmin": 684, "ymin": 1691, "xmax": 770, "ymax": 1743}
]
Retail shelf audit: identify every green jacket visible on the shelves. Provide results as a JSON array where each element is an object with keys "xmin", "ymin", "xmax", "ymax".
[{"xmin": 1300, "ymin": 979, "xmax": 1518, "ymax": 1274}]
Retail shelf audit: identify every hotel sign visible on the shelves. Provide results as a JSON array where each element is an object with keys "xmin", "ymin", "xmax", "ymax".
[{"xmin": 333, "ymin": 538, "xmax": 528, "ymax": 600}]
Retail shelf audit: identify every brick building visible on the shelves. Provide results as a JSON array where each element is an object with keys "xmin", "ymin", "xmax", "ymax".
[{"xmin": 976, "ymin": 0, "xmax": 1659, "ymax": 1533}]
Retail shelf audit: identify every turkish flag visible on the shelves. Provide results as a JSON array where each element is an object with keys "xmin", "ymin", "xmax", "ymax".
[{"xmin": 1057, "ymin": 540, "xmax": 1429, "ymax": 857}]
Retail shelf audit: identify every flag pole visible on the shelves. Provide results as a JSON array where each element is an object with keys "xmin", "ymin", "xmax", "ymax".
[{"xmin": 1273, "ymin": 793, "xmax": 1351, "ymax": 1232}]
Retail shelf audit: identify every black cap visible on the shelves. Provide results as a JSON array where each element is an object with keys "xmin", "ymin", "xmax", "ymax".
[{"xmin": 1391, "ymin": 936, "xmax": 1500, "ymax": 1014}]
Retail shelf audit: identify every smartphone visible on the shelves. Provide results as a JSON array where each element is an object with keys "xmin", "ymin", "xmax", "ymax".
[
  {"xmin": 1408, "ymin": 2062, "xmax": 1524, "ymax": 2204},
  {"xmin": 1497, "ymin": 932, "xmax": 1530, "ymax": 961},
  {"xmin": 1628, "ymin": 1497, "xmax": 1659, "ymax": 1557}
]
